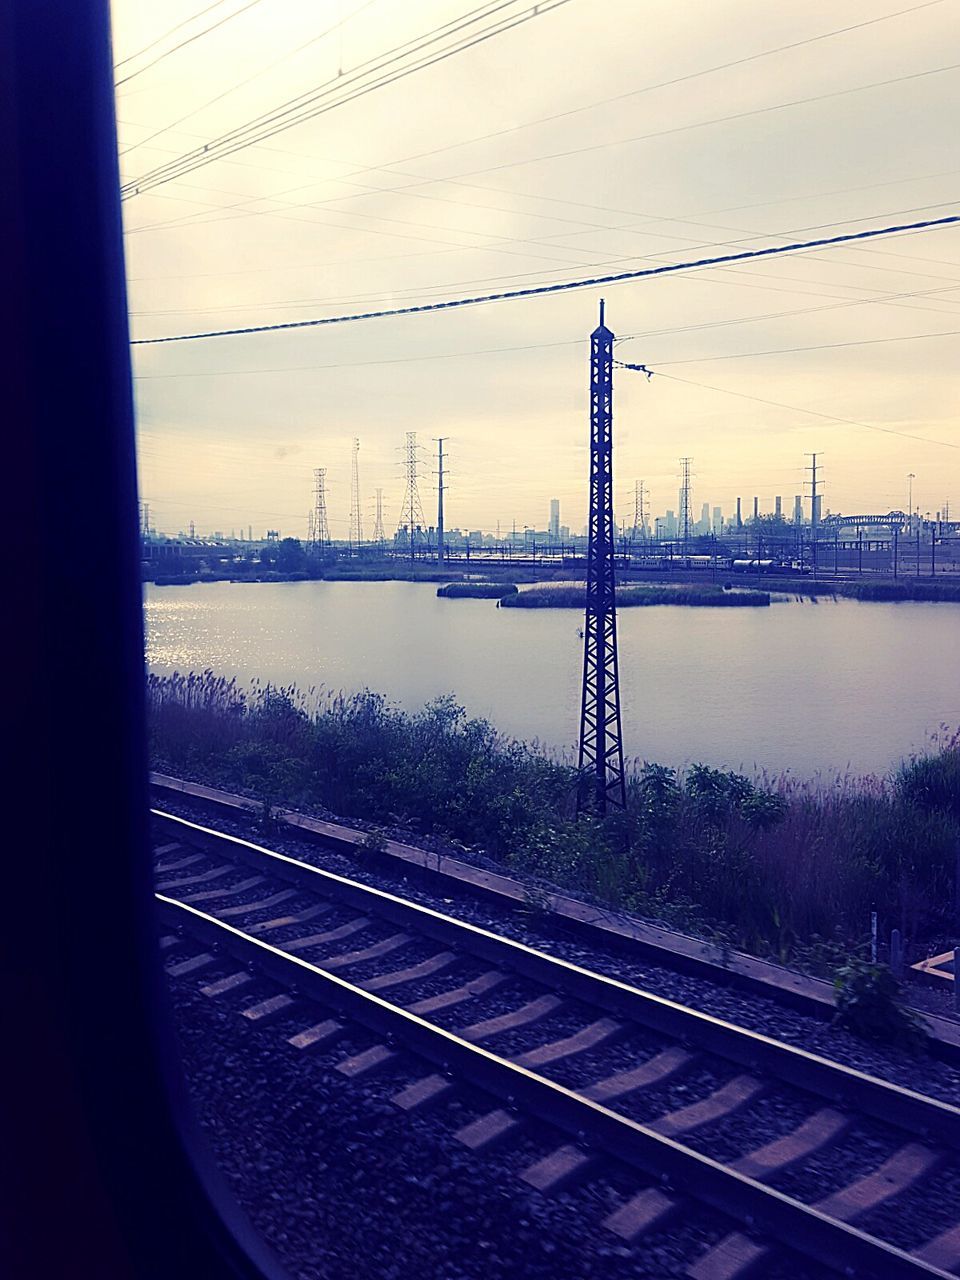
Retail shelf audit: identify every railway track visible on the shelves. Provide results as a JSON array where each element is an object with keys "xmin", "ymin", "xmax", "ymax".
[{"xmin": 154, "ymin": 810, "xmax": 960, "ymax": 1279}]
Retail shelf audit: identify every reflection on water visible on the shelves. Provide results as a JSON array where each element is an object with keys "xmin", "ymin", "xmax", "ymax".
[{"xmin": 144, "ymin": 580, "xmax": 960, "ymax": 778}]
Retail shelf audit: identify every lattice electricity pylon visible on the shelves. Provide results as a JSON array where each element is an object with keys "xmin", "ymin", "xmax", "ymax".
[
  {"xmin": 577, "ymin": 299, "xmax": 626, "ymax": 815},
  {"xmin": 313, "ymin": 467, "xmax": 329, "ymax": 551},
  {"xmin": 678, "ymin": 456, "xmax": 693, "ymax": 548},
  {"xmin": 397, "ymin": 431, "xmax": 426, "ymax": 562},
  {"xmin": 349, "ymin": 437, "xmax": 363, "ymax": 550},
  {"xmin": 372, "ymin": 487, "xmax": 386, "ymax": 549}
]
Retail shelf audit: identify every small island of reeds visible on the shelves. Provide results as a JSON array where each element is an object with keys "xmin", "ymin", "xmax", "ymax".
[
  {"xmin": 500, "ymin": 584, "xmax": 770, "ymax": 608},
  {"xmin": 437, "ymin": 582, "xmax": 519, "ymax": 599}
]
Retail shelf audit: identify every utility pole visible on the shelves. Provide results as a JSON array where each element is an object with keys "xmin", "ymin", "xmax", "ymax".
[
  {"xmin": 577, "ymin": 300, "xmax": 626, "ymax": 815},
  {"xmin": 435, "ymin": 437, "xmax": 447, "ymax": 565},
  {"xmin": 349, "ymin": 438, "xmax": 363, "ymax": 552},
  {"xmin": 805, "ymin": 452, "xmax": 821, "ymax": 579},
  {"xmin": 907, "ymin": 472, "xmax": 916, "ymax": 532}
]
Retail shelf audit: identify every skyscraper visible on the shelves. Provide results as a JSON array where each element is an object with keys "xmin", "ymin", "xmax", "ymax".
[{"xmin": 549, "ymin": 498, "xmax": 560, "ymax": 539}]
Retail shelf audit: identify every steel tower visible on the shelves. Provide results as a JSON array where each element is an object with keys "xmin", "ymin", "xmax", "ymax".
[
  {"xmin": 313, "ymin": 467, "xmax": 329, "ymax": 552},
  {"xmin": 372, "ymin": 487, "xmax": 385, "ymax": 549},
  {"xmin": 678, "ymin": 456, "xmax": 693, "ymax": 547},
  {"xmin": 349, "ymin": 438, "xmax": 363, "ymax": 550},
  {"xmin": 397, "ymin": 431, "xmax": 426, "ymax": 563},
  {"xmin": 577, "ymin": 300, "xmax": 626, "ymax": 814}
]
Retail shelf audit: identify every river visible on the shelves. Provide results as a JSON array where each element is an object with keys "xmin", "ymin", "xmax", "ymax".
[{"xmin": 143, "ymin": 580, "xmax": 960, "ymax": 778}]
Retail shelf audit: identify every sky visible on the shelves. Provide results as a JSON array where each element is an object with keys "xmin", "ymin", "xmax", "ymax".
[{"xmin": 113, "ymin": 0, "xmax": 960, "ymax": 540}]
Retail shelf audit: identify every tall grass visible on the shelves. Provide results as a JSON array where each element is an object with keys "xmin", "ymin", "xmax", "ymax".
[
  {"xmin": 501, "ymin": 585, "xmax": 770, "ymax": 608},
  {"xmin": 147, "ymin": 670, "xmax": 960, "ymax": 968}
]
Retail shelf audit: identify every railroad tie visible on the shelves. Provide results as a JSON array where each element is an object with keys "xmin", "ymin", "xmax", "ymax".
[
  {"xmin": 319, "ymin": 933, "xmax": 411, "ymax": 973},
  {"xmin": 152, "ymin": 842, "xmax": 185, "ymax": 860},
  {"xmin": 583, "ymin": 1046, "xmax": 695, "ymax": 1105},
  {"xmin": 180, "ymin": 875, "xmax": 266, "ymax": 904},
  {"xmin": 603, "ymin": 1189, "xmax": 679, "ymax": 1240},
  {"xmin": 406, "ymin": 970, "xmax": 506, "ymax": 1016},
  {"xmin": 241, "ymin": 993, "xmax": 296, "ymax": 1024},
  {"xmin": 158, "ymin": 935, "xmax": 180, "ymax": 951},
  {"xmin": 513, "ymin": 1017, "xmax": 621, "ymax": 1068},
  {"xmin": 457, "ymin": 994, "xmax": 565, "ymax": 1043},
  {"xmin": 156, "ymin": 864, "xmax": 233, "ymax": 891},
  {"xmin": 287, "ymin": 1019, "xmax": 344, "ymax": 1050},
  {"xmin": 201, "ymin": 972, "xmax": 252, "ymax": 998},
  {"xmin": 360, "ymin": 951, "xmax": 456, "ymax": 993},
  {"xmin": 455, "ymin": 1018, "xmax": 623, "ymax": 1152},
  {"xmin": 520, "ymin": 1144, "xmax": 595, "ymax": 1194},
  {"xmin": 283, "ymin": 917, "xmax": 370, "ymax": 953},
  {"xmin": 650, "ymin": 1075, "xmax": 765, "ymax": 1139},
  {"xmin": 631, "ymin": 1108, "xmax": 853, "ymax": 1265},
  {"xmin": 686, "ymin": 1232, "xmax": 769, "ymax": 1280},
  {"xmin": 336, "ymin": 1044, "xmax": 396, "ymax": 1078},
  {"xmin": 455, "ymin": 1108, "xmax": 520, "ymax": 1152},
  {"xmin": 245, "ymin": 900, "xmax": 331, "ymax": 933},
  {"xmin": 731, "ymin": 1108, "xmax": 850, "ymax": 1181},
  {"xmin": 813, "ymin": 1141, "xmax": 943, "ymax": 1220},
  {"xmin": 166, "ymin": 952, "xmax": 215, "ymax": 976},
  {"xmin": 154, "ymin": 852, "xmax": 202, "ymax": 874},
  {"xmin": 217, "ymin": 889, "xmax": 298, "ymax": 918},
  {"xmin": 391, "ymin": 1073, "xmax": 452, "ymax": 1113},
  {"xmin": 916, "ymin": 1223, "xmax": 960, "ymax": 1271}
]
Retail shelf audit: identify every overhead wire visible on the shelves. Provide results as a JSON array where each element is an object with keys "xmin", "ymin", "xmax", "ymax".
[
  {"xmin": 618, "ymin": 367, "xmax": 960, "ymax": 452},
  {"xmin": 129, "ymin": 211, "xmax": 960, "ymax": 344},
  {"xmin": 115, "ymin": 0, "xmax": 270, "ymax": 87},
  {"xmin": 120, "ymin": 0, "xmax": 574, "ymax": 197}
]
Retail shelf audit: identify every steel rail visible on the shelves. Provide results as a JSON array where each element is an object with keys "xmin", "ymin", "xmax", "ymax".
[
  {"xmin": 153, "ymin": 809, "xmax": 960, "ymax": 1147},
  {"xmin": 157, "ymin": 891, "xmax": 954, "ymax": 1280}
]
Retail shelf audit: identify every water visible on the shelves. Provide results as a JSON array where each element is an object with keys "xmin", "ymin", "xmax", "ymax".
[{"xmin": 144, "ymin": 581, "xmax": 960, "ymax": 778}]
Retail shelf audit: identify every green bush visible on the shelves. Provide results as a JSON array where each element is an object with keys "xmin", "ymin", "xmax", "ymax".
[
  {"xmin": 833, "ymin": 958, "xmax": 927, "ymax": 1050},
  {"xmin": 146, "ymin": 671, "xmax": 960, "ymax": 965}
]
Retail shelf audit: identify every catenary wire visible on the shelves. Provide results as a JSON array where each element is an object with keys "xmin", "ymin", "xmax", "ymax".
[
  {"xmin": 115, "ymin": 0, "xmax": 270, "ymax": 87},
  {"xmin": 129, "ymin": 212, "xmax": 960, "ymax": 344},
  {"xmin": 120, "ymin": 1, "xmax": 573, "ymax": 196}
]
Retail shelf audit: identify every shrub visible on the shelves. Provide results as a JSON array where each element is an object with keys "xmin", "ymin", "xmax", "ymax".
[{"xmin": 833, "ymin": 957, "xmax": 927, "ymax": 1051}]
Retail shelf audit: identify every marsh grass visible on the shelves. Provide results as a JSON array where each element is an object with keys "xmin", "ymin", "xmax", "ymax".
[
  {"xmin": 147, "ymin": 671, "xmax": 959, "ymax": 969},
  {"xmin": 501, "ymin": 585, "xmax": 770, "ymax": 608}
]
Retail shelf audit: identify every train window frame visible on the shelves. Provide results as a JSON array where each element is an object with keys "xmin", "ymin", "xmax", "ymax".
[{"xmin": 3, "ymin": 3, "xmax": 288, "ymax": 1276}]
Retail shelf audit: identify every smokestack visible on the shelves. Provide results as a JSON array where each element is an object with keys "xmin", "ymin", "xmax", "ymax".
[
  {"xmin": 775, "ymin": 495, "xmax": 782, "ymax": 518},
  {"xmin": 736, "ymin": 497, "xmax": 742, "ymax": 528},
  {"xmin": 753, "ymin": 496, "xmax": 759, "ymax": 521}
]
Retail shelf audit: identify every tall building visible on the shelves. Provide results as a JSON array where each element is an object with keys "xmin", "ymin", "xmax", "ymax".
[
  {"xmin": 775, "ymin": 495, "xmax": 782, "ymax": 519},
  {"xmin": 793, "ymin": 495, "xmax": 803, "ymax": 524},
  {"xmin": 712, "ymin": 506, "xmax": 722, "ymax": 535},
  {"xmin": 699, "ymin": 502, "xmax": 710, "ymax": 534},
  {"xmin": 549, "ymin": 498, "xmax": 560, "ymax": 539}
]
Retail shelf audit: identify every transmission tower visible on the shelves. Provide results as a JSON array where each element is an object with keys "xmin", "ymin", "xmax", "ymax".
[
  {"xmin": 307, "ymin": 510, "xmax": 316, "ymax": 545},
  {"xmin": 632, "ymin": 479, "xmax": 648, "ymax": 540},
  {"xmin": 435, "ymin": 437, "xmax": 447, "ymax": 565},
  {"xmin": 577, "ymin": 300, "xmax": 626, "ymax": 815},
  {"xmin": 397, "ymin": 431, "xmax": 426, "ymax": 563},
  {"xmin": 139, "ymin": 501, "xmax": 150, "ymax": 538},
  {"xmin": 348, "ymin": 437, "xmax": 363, "ymax": 551},
  {"xmin": 678, "ymin": 457, "xmax": 693, "ymax": 547},
  {"xmin": 313, "ymin": 467, "xmax": 329, "ymax": 552},
  {"xmin": 372, "ymin": 487, "xmax": 386, "ymax": 550}
]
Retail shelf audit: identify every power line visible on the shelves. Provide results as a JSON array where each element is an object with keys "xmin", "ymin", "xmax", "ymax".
[
  {"xmin": 130, "ymin": 211, "xmax": 960, "ymax": 345},
  {"xmin": 114, "ymin": 0, "xmax": 237, "ymax": 70},
  {"xmin": 115, "ymin": 0, "xmax": 269, "ymax": 87},
  {"xmin": 628, "ymin": 368, "xmax": 960, "ymax": 452},
  {"xmin": 118, "ymin": 0, "xmax": 382, "ymax": 161},
  {"xmin": 651, "ymin": 324, "xmax": 960, "ymax": 366},
  {"xmin": 119, "ymin": 3, "xmax": 951, "ymax": 238},
  {"xmin": 120, "ymin": 0, "xmax": 574, "ymax": 198}
]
